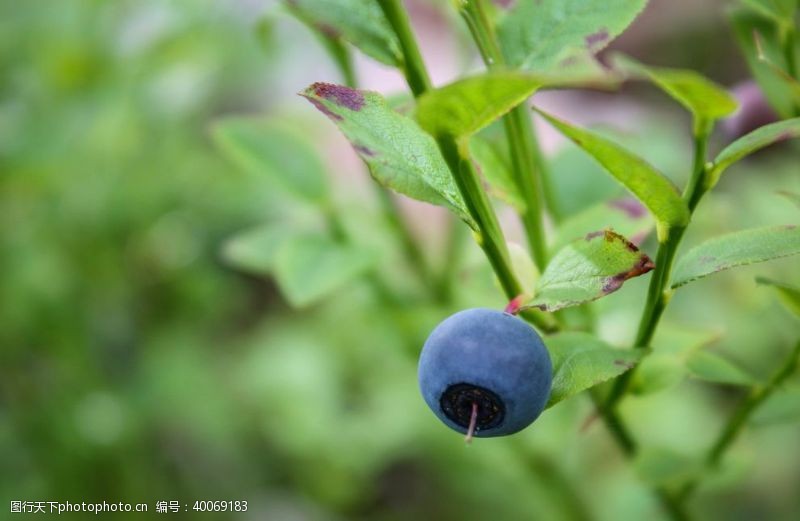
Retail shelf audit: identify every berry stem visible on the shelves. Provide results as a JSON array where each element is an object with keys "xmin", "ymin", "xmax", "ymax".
[{"xmin": 465, "ymin": 401, "xmax": 479, "ymax": 444}]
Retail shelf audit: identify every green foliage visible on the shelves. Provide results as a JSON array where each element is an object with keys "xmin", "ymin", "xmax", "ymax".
[
  {"xmin": 470, "ymin": 136, "xmax": 525, "ymax": 211},
  {"xmin": 545, "ymin": 332, "xmax": 646, "ymax": 407},
  {"xmin": 222, "ymin": 223, "xmax": 292, "ymax": 275},
  {"xmin": 730, "ymin": 3, "xmax": 800, "ymax": 117},
  {"xmin": 300, "ymin": 83, "xmax": 475, "ymax": 227},
  {"xmin": 708, "ymin": 118, "xmax": 800, "ymax": 187},
  {"xmin": 671, "ymin": 225, "xmax": 800, "ymax": 288},
  {"xmin": 526, "ymin": 230, "xmax": 654, "ymax": 312},
  {"xmin": 497, "ymin": 0, "xmax": 647, "ymax": 71},
  {"xmin": 283, "ymin": 0, "xmax": 401, "ymax": 66},
  {"xmin": 535, "ymin": 109, "xmax": 690, "ymax": 235},
  {"xmin": 273, "ymin": 233, "xmax": 377, "ymax": 307},
  {"xmin": 212, "ymin": 117, "xmax": 329, "ymax": 203},
  {"xmin": 613, "ymin": 55, "xmax": 738, "ymax": 130},
  {"xmin": 550, "ymin": 197, "xmax": 654, "ymax": 253},
  {"xmin": 751, "ymin": 385, "xmax": 800, "ymax": 424},
  {"xmin": 757, "ymin": 276, "xmax": 800, "ymax": 317},
  {"xmin": 686, "ymin": 351, "xmax": 760, "ymax": 386},
  {"xmin": 631, "ymin": 326, "xmax": 722, "ymax": 396},
  {"xmin": 415, "ymin": 72, "xmax": 542, "ymax": 138}
]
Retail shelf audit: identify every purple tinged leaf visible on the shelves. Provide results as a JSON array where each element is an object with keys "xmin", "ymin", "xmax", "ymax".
[{"xmin": 526, "ymin": 230, "xmax": 654, "ymax": 312}]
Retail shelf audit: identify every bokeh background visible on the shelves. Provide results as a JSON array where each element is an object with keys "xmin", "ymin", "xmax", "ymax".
[{"xmin": 2, "ymin": 0, "xmax": 799, "ymax": 520}]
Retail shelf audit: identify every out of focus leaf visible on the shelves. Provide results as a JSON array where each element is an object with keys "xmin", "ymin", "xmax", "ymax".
[
  {"xmin": 545, "ymin": 332, "xmax": 646, "ymax": 407},
  {"xmin": 613, "ymin": 54, "xmax": 738, "ymax": 127},
  {"xmin": 631, "ymin": 325, "xmax": 722, "ymax": 395},
  {"xmin": 671, "ymin": 225, "xmax": 800, "ymax": 289},
  {"xmin": 634, "ymin": 447, "xmax": 703, "ymax": 488},
  {"xmin": 525, "ymin": 230, "xmax": 654, "ymax": 312},
  {"xmin": 415, "ymin": 72, "xmax": 542, "ymax": 138},
  {"xmin": 708, "ymin": 118, "xmax": 800, "ymax": 187},
  {"xmin": 777, "ymin": 190, "xmax": 800, "ymax": 209},
  {"xmin": 550, "ymin": 197, "xmax": 654, "ymax": 253},
  {"xmin": 508, "ymin": 242, "xmax": 538, "ymax": 296},
  {"xmin": 301, "ymin": 83, "xmax": 475, "ymax": 228},
  {"xmin": 497, "ymin": 0, "xmax": 647, "ymax": 72},
  {"xmin": 756, "ymin": 276, "xmax": 800, "ymax": 317},
  {"xmin": 283, "ymin": 0, "xmax": 401, "ymax": 66},
  {"xmin": 750, "ymin": 385, "xmax": 800, "ymax": 425},
  {"xmin": 686, "ymin": 351, "xmax": 760, "ymax": 386},
  {"xmin": 222, "ymin": 223, "xmax": 293, "ymax": 275},
  {"xmin": 470, "ymin": 136, "xmax": 525, "ymax": 211},
  {"xmin": 730, "ymin": 7, "xmax": 799, "ymax": 117},
  {"xmin": 273, "ymin": 233, "xmax": 377, "ymax": 307},
  {"xmin": 535, "ymin": 109, "xmax": 690, "ymax": 234},
  {"xmin": 212, "ymin": 117, "xmax": 328, "ymax": 202}
]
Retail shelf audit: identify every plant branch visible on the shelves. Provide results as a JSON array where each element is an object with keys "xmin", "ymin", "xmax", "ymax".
[
  {"xmin": 679, "ymin": 340, "xmax": 800, "ymax": 500},
  {"xmin": 377, "ymin": 0, "xmax": 431, "ymax": 97},
  {"xmin": 379, "ymin": 0, "xmax": 556, "ymax": 332},
  {"xmin": 606, "ymin": 127, "xmax": 710, "ymax": 406},
  {"xmin": 459, "ymin": 0, "xmax": 551, "ymax": 269}
]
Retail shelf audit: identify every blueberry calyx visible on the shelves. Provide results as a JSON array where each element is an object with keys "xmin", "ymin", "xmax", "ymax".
[{"xmin": 439, "ymin": 383, "xmax": 505, "ymax": 431}]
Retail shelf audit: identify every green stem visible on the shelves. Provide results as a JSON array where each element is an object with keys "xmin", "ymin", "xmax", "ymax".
[
  {"xmin": 377, "ymin": 0, "xmax": 431, "ymax": 97},
  {"xmin": 606, "ymin": 128, "xmax": 709, "ymax": 406},
  {"xmin": 379, "ymin": 0, "xmax": 557, "ymax": 332},
  {"xmin": 680, "ymin": 340, "xmax": 800, "ymax": 500},
  {"xmin": 459, "ymin": 0, "xmax": 550, "ymax": 269}
]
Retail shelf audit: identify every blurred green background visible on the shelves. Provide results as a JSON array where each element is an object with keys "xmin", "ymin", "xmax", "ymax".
[{"xmin": 1, "ymin": 1, "xmax": 799, "ymax": 520}]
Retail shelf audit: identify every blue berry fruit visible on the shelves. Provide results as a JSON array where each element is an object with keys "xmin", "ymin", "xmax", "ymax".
[{"xmin": 418, "ymin": 308, "xmax": 553, "ymax": 438}]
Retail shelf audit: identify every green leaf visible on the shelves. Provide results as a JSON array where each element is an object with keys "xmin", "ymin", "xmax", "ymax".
[
  {"xmin": 535, "ymin": 109, "xmax": 690, "ymax": 234},
  {"xmin": 283, "ymin": 0, "xmax": 401, "ymax": 66},
  {"xmin": 778, "ymin": 190, "xmax": 800, "ymax": 209},
  {"xmin": 634, "ymin": 447, "xmax": 703, "ymax": 488},
  {"xmin": 730, "ymin": 8, "xmax": 799, "ymax": 118},
  {"xmin": 750, "ymin": 385, "xmax": 800, "ymax": 425},
  {"xmin": 497, "ymin": 0, "xmax": 647, "ymax": 72},
  {"xmin": 415, "ymin": 72, "xmax": 543, "ymax": 138},
  {"xmin": 545, "ymin": 332, "xmax": 646, "ymax": 407},
  {"xmin": 470, "ymin": 136, "xmax": 525, "ymax": 211},
  {"xmin": 508, "ymin": 241, "xmax": 539, "ymax": 296},
  {"xmin": 631, "ymin": 325, "xmax": 722, "ymax": 396},
  {"xmin": 301, "ymin": 83, "xmax": 476, "ymax": 228},
  {"xmin": 708, "ymin": 118, "xmax": 800, "ymax": 187},
  {"xmin": 551, "ymin": 197, "xmax": 654, "ymax": 253},
  {"xmin": 686, "ymin": 351, "xmax": 760, "ymax": 386},
  {"xmin": 613, "ymin": 54, "xmax": 738, "ymax": 126},
  {"xmin": 756, "ymin": 276, "xmax": 800, "ymax": 317},
  {"xmin": 221, "ymin": 223, "xmax": 293, "ymax": 275},
  {"xmin": 212, "ymin": 117, "xmax": 328, "ymax": 202},
  {"xmin": 273, "ymin": 233, "xmax": 377, "ymax": 307},
  {"xmin": 671, "ymin": 225, "xmax": 800, "ymax": 289},
  {"xmin": 525, "ymin": 230, "xmax": 654, "ymax": 312}
]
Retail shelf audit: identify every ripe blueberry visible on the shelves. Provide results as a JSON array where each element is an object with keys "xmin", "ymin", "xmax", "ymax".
[{"xmin": 418, "ymin": 308, "xmax": 552, "ymax": 438}]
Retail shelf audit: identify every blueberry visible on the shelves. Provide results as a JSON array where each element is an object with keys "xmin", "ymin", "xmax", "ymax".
[{"xmin": 418, "ymin": 308, "xmax": 553, "ymax": 438}]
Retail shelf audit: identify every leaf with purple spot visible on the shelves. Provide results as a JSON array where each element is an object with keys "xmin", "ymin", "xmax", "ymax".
[
  {"xmin": 301, "ymin": 83, "xmax": 476, "ymax": 229},
  {"xmin": 524, "ymin": 230, "xmax": 654, "ymax": 312},
  {"xmin": 671, "ymin": 225, "xmax": 800, "ymax": 289},
  {"xmin": 551, "ymin": 196, "xmax": 654, "ymax": 253},
  {"xmin": 498, "ymin": 0, "xmax": 647, "ymax": 72},
  {"xmin": 535, "ymin": 108, "xmax": 690, "ymax": 236}
]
